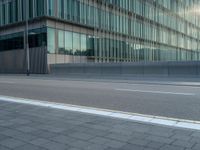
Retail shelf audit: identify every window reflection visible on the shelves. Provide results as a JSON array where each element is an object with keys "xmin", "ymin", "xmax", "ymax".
[
  {"xmin": 65, "ymin": 31, "xmax": 73, "ymax": 55},
  {"xmin": 81, "ymin": 34, "xmax": 87, "ymax": 56},
  {"xmin": 73, "ymin": 33, "xmax": 81, "ymax": 56},
  {"xmin": 47, "ymin": 28, "xmax": 55, "ymax": 54},
  {"xmin": 58, "ymin": 30, "xmax": 64, "ymax": 54},
  {"xmin": 0, "ymin": 28, "xmax": 47, "ymax": 52}
]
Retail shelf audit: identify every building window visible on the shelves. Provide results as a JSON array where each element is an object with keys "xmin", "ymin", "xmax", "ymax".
[
  {"xmin": 47, "ymin": 28, "xmax": 55, "ymax": 54},
  {"xmin": 65, "ymin": 31, "xmax": 73, "ymax": 55},
  {"xmin": 48, "ymin": 0, "xmax": 54, "ymax": 16},
  {"xmin": 58, "ymin": 30, "xmax": 64, "ymax": 54},
  {"xmin": 73, "ymin": 32, "xmax": 81, "ymax": 55}
]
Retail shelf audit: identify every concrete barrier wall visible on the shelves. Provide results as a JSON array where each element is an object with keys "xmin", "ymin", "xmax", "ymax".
[
  {"xmin": 0, "ymin": 47, "xmax": 48, "ymax": 74},
  {"xmin": 0, "ymin": 49, "xmax": 26, "ymax": 74},
  {"xmin": 50, "ymin": 61, "xmax": 200, "ymax": 77}
]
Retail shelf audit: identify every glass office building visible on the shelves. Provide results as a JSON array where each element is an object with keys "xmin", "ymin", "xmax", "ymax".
[{"xmin": 1, "ymin": 0, "xmax": 200, "ymax": 63}]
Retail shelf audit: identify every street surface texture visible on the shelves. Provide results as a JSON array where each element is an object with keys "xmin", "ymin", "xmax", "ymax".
[
  {"xmin": 0, "ymin": 100, "xmax": 200, "ymax": 150},
  {"xmin": 0, "ymin": 75, "xmax": 200, "ymax": 121}
]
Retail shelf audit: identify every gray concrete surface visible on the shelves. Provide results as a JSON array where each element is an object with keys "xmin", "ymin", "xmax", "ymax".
[
  {"xmin": 0, "ymin": 100, "xmax": 200, "ymax": 150},
  {"xmin": 50, "ymin": 61, "xmax": 200, "ymax": 77},
  {"xmin": 0, "ymin": 47, "xmax": 47, "ymax": 74},
  {"xmin": 0, "ymin": 75, "xmax": 200, "ymax": 122}
]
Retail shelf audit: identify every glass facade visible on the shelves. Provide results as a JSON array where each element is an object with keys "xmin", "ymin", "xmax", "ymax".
[
  {"xmin": 1, "ymin": 0, "xmax": 200, "ymax": 62},
  {"xmin": 0, "ymin": 0, "xmax": 46, "ymax": 25},
  {"xmin": 46, "ymin": 28, "xmax": 95, "ymax": 58},
  {"xmin": 0, "ymin": 27, "xmax": 47, "ymax": 51}
]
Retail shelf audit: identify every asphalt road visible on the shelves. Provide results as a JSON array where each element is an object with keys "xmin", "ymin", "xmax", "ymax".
[{"xmin": 0, "ymin": 75, "xmax": 200, "ymax": 121}]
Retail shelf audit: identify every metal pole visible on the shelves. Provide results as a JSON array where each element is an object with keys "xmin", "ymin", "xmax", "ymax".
[{"xmin": 25, "ymin": 0, "xmax": 30, "ymax": 76}]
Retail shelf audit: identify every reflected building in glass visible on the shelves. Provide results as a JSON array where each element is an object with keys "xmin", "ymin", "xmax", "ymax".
[{"xmin": 1, "ymin": 0, "xmax": 200, "ymax": 64}]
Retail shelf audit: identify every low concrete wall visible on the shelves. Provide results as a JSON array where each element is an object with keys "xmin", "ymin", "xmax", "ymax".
[
  {"xmin": 0, "ymin": 49, "xmax": 26, "ymax": 74},
  {"xmin": 0, "ymin": 47, "xmax": 48, "ymax": 74},
  {"xmin": 50, "ymin": 61, "xmax": 200, "ymax": 77}
]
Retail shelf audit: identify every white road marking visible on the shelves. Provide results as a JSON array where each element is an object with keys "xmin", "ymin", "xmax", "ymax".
[
  {"xmin": 0, "ymin": 95, "xmax": 200, "ymax": 130},
  {"xmin": 115, "ymin": 88, "xmax": 196, "ymax": 96}
]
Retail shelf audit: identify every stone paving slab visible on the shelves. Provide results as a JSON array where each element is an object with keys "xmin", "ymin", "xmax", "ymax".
[{"xmin": 0, "ymin": 101, "xmax": 199, "ymax": 150}]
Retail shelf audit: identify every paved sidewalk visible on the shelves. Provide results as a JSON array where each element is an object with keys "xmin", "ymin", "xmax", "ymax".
[{"xmin": 0, "ymin": 101, "xmax": 200, "ymax": 150}]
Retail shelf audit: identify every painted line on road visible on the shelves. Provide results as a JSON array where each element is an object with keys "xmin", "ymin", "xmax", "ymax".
[
  {"xmin": 115, "ymin": 88, "xmax": 196, "ymax": 96},
  {"xmin": 0, "ymin": 95, "xmax": 200, "ymax": 130}
]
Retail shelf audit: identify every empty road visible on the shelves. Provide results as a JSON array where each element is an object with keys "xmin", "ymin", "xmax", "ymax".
[{"xmin": 0, "ymin": 75, "xmax": 200, "ymax": 121}]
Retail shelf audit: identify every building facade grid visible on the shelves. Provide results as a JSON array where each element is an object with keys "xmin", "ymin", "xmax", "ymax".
[{"xmin": 1, "ymin": 0, "xmax": 200, "ymax": 63}]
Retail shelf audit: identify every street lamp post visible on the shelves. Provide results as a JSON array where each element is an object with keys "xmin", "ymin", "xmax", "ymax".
[{"xmin": 25, "ymin": 0, "xmax": 30, "ymax": 76}]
